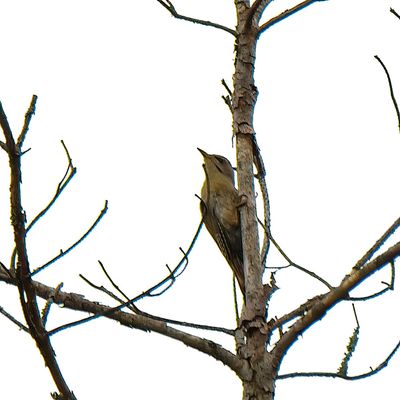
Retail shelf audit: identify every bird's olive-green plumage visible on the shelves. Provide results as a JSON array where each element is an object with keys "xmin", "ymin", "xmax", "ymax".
[{"xmin": 198, "ymin": 148, "xmax": 245, "ymax": 295}]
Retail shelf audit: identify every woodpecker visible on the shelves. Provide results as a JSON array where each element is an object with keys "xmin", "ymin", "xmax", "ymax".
[{"xmin": 198, "ymin": 148, "xmax": 245, "ymax": 295}]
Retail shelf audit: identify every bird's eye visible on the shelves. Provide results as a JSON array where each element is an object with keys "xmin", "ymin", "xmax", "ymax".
[{"xmin": 215, "ymin": 156, "xmax": 227, "ymax": 164}]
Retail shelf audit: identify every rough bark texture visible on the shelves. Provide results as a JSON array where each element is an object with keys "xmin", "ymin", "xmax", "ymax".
[{"xmin": 233, "ymin": 2, "xmax": 274, "ymax": 399}]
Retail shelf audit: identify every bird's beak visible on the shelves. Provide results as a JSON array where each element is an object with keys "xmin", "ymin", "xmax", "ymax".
[{"xmin": 197, "ymin": 148, "xmax": 209, "ymax": 158}]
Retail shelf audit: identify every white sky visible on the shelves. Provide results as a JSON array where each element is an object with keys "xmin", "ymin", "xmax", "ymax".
[{"xmin": 0, "ymin": 0, "xmax": 399, "ymax": 399}]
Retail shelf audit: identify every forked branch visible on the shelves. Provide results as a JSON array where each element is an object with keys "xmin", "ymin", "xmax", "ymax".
[
  {"xmin": 0, "ymin": 97, "xmax": 76, "ymax": 399},
  {"xmin": 272, "ymin": 240, "xmax": 400, "ymax": 366},
  {"xmin": 278, "ymin": 339, "xmax": 400, "ymax": 380}
]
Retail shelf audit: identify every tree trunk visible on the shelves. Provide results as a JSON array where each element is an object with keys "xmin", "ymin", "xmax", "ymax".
[
  {"xmin": 233, "ymin": 3, "xmax": 276, "ymax": 399},
  {"xmin": 242, "ymin": 353, "xmax": 277, "ymax": 400}
]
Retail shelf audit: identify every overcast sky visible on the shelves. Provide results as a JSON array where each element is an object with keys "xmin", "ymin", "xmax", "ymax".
[{"xmin": 0, "ymin": 0, "xmax": 399, "ymax": 399}]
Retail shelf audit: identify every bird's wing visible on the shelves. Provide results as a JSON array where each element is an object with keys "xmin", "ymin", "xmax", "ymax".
[{"xmin": 201, "ymin": 202, "xmax": 245, "ymax": 295}]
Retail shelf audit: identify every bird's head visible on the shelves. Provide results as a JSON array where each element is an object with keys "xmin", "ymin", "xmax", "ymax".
[{"xmin": 197, "ymin": 148, "xmax": 235, "ymax": 184}]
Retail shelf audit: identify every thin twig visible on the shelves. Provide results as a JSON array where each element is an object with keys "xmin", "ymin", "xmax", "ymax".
[
  {"xmin": 48, "ymin": 219, "xmax": 204, "ymax": 335},
  {"xmin": 17, "ymin": 95, "xmax": 38, "ymax": 149},
  {"xmin": 349, "ymin": 261, "xmax": 395, "ymax": 301},
  {"xmin": 252, "ymin": 136, "xmax": 270, "ymax": 267},
  {"xmin": 233, "ymin": 275, "xmax": 240, "ymax": 325},
  {"xmin": 337, "ymin": 304, "xmax": 360, "ymax": 376},
  {"xmin": 0, "ymin": 305, "xmax": 30, "ymax": 332},
  {"xmin": 374, "ymin": 55, "xmax": 400, "ymax": 132},
  {"xmin": 42, "ymin": 283, "xmax": 64, "ymax": 326},
  {"xmin": 10, "ymin": 140, "xmax": 76, "ymax": 272},
  {"xmin": 269, "ymin": 235, "xmax": 333, "ymax": 289},
  {"xmin": 0, "ymin": 99, "xmax": 77, "ymax": 399},
  {"xmin": 259, "ymin": 0, "xmax": 327, "ymax": 34},
  {"xmin": 353, "ymin": 216, "xmax": 400, "ymax": 270},
  {"xmin": 390, "ymin": 7, "xmax": 400, "ymax": 21},
  {"xmin": 272, "ymin": 240, "xmax": 400, "ymax": 367},
  {"xmin": 81, "ymin": 270, "xmax": 234, "ymax": 335},
  {"xmin": 156, "ymin": 0, "xmax": 236, "ymax": 36},
  {"xmin": 27, "ymin": 141, "xmax": 75, "ymax": 233},
  {"xmin": 31, "ymin": 200, "xmax": 109, "ymax": 276},
  {"xmin": 278, "ymin": 339, "xmax": 400, "ymax": 380},
  {"xmin": 269, "ymin": 295, "xmax": 324, "ymax": 331}
]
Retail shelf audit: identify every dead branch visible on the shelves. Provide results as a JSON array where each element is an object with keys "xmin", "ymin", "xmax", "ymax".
[
  {"xmin": 17, "ymin": 95, "xmax": 37, "ymax": 149},
  {"xmin": 31, "ymin": 200, "xmax": 108, "ymax": 276},
  {"xmin": 337, "ymin": 304, "xmax": 360, "ymax": 376},
  {"xmin": 349, "ymin": 261, "xmax": 395, "ymax": 301},
  {"xmin": 156, "ymin": 0, "xmax": 236, "ymax": 36},
  {"xmin": 0, "ymin": 305, "xmax": 29, "ymax": 332},
  {"xmin": 390, "ymin": 7, "xmax": 400, "ymax": 21},
  {"xmin": 258, "ymin": 0, "xmax": 328, "ymax": 34},
  {"xmin": 36, "ymin": 219, "xmax": 214, "ymax": 336},
  {"xmin": 374, "ymin": 55, "xmax": 400, "ymax": 132},
  {"xmin": 246, "ymin": 0, "xmax": 272, "ymax": 29},
  {"xmin": 0, "ymin": 97, "xmax": 77, "ymax": 399},
  {"xmin": 278, "ymin": 339, "xmax": 400, "ymax": 380},
  {"xmin": 354, "ymin": 216, "xmax": 400, "ymax": 269},
  {"xmin": 0, "ymin": 268, "xmax": 250, "ymax": 380},
  {"xmin": 42, "ymin": 282, "xmax": 64, "ymax": 326},
  {"xmin": 10, "ymin": 140, "xmax": 76, "ymax": 272},
  {"xmin": 271, "ymin": 240, "xmax": 400, "ymax": 366},
  {"xmin": 79, "ymin": 261, "xmax": 235, "ymax": 336},
  {"xmin": 252, "ymin": 136, "xmax": 271, "ymax": 267},
  {"xmin": 269, "ymin": 234, "xmax": 333, "ymax": 289}
]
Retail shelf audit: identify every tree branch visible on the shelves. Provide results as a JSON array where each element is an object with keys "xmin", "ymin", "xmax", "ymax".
[
  {"xmin": 246, "ymin": 0, "xmax": 272, "ymax": 28},
  {"xmin": 79, "ymin": 261, "xmax": 235, "ymax": 336},
  {"xmin": 272, "ymin": 241, "xmax": 400, "ymax": 366},
  {"xmin": 269, "ymin": 234, "xmax": 333, "ymax": 289},
  {"xmin": 0, "ymin": 99, "xmax": 76, "ymax": 399},
  {"xmin": 0, "ymin": 305, "xmax": 30, "ymax": 332},
  {"xmin": 0, "ymin": 269, "xmax": 250, "ymax": 380},
  {"xmin": 17, "ymin": 95, "xmax": 37, "ymax": 149},
  {"xmin": 374, "ymin": 55, "xmax": 400, "ymax": 133},
  {"xmin": 258, "ymin": 0, "xmax": 327, "ymax": 35},
  {"xmin": 156, "ymin": 0, "xmax": 237, "ymax": 36},
  {"xmin": 390, "ymin": 7, "xmax": 400, "ymax": 21},
  {"xmin": 31, "ymin": 200, "xmax": 108, "ymax": 276},
  {"xmin": 10, "ymin": 140, "xmax": 76, "ymax": 272},
  {"xmin": 278, "ymin": 339, "xmax": 400, "ymax": 380}
]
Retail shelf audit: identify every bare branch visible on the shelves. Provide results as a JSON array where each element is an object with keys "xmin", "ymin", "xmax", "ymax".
[
  {"xmin": 252, "ymin": 136, "xmax": 271, "ymax": 267},
  {"xmin": 0, "ymin": 100, "xmax": 76, "ymax": 399},
  {"xmin": 221, "ymin": 79, "xmax": 233, "ymax": 114},
  {"xmin": 246, "ymin": 0, "xmax": 272, "ymax": 28},
  {"xmin": 10, "ymin": 140, "xmax": 76, "ymax": 272},
  {"xmin": 272, "ymin": 240, "xmax": 400, "ymax": 366},
  {"xmin": 17, "ymin": 94, "xmax": 37, "ymax": 149},
  {"xmin": 349, "ymin": 261, "xmax": 395, "ymax": 301},
  {"xmin": 278, "ymin": 339, "xmax": 400, "ymax": 380},
  {"xmin": 42, "ymin": 283, "xmax": 64, "ymax": 326},
  {"xmin": 156, "ymin": 0, "xmax": 236, "ymax": 36},
  {"xmin": 31, "ymin": 200, "xmax": 108, "ymax": 276},
  {"xmin": 80, "ymin": 261, "xmax": 235, "ymax": 336},
  {"xmin": 0, "ymin": 305, "xmax": 30, "ymax": 333},
  {"xmin": 259, "ymin": 0, "xmax": 328, "ymax": 35},
  {"xmin": 337, "ymin": 305, "xmax": 360, "ymax": 376},
  {"xmin": 0, "ymin": 268, "xmax": 249, "ymax": 379},
  {"xmin": 269, "ymin": 234, "xmax": 333, "ymax": 289},
  {"xmin": 374, "ymin": 55, "xmax": 400, "ymax": 132},
  {"xmin": 43, "ymin": 219, "xmax": 203, "ymax": 335},
  {"xmin": 269, "ymin": 295, "xmax": 324, "ymax": 332},
  {"xmin": 390, "ymin": 7, "xmax": 400, "ymax": 20},
  {"xmin": 354, "ymin": 216, "xmax": 400, "ymax": 270}
]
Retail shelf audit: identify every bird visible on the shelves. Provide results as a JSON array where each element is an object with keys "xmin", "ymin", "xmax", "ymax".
[{"xmin": 198, "ymin": 148, "xmax": 245, "ymax": 296}]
